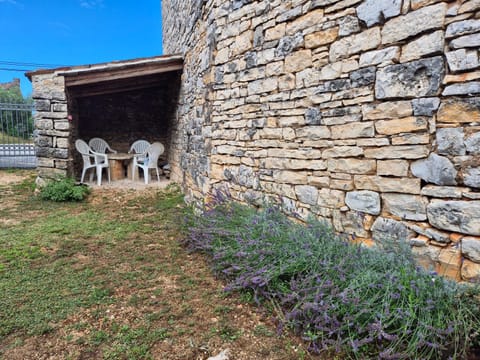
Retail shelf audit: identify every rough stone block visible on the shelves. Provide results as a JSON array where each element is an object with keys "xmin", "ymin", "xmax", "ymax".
[
  {"xmin": 331, "ymin": 121, "xmax": 374, "ymax": 139},
  {"xmin": 450, "ymin": 33, "xmax": 480, "ymax": 49},
  {"xmin": 357, "ymin": 0, "xmax": 402, "ymax": 27},
  {"xmin": 375, "ymin": 57, "xmax": 445, "ymax": 99},
  {"xmin": 296, "ymin": 126, "xmax": 331, "ymax": 140},
  {"xmin": 381, "ymin": 3, "xmax": 447, "ymax": 44},
  {"xmin": 354, "ymin": 175, "xmax": 421, "ymax": 194},
  {"xmin": 412, "ymin": 97, "xmax": 440, "ymax": 116},
  {"xmin": 437, "ymin": 97, "xmax": 480, "ymax": 123},
  {"xmin": 382, "ymin": 193, "xmax": 429, "ymax": 221},
  {"xmin": 375, "ymin": 117, "xmax": 428, "ymax": 135},
  {"xmin": 295, "ymin": 185, "xmax": 319, "ymax": 205},
  {"xmin": 285, "ymin": 49, "xmax": 312, "ymax": 73},
  {"xmin": 411, "ymin": 154, "xmax": 457, "ymax": 185},
  {"xmin": 333, "ymin": 210, "xmax": 369, "ymax": 237},
  {"xmin": 305, "ymin": 27, "xmax": 339, "ymax": 48},
  {"xmin": 420, "ymin": 185, "xmax": 468, "ymax": 198},
  {"xmin": 463, "ymin": 167, "xmax": 480, "ymax": 188},
  {"xmin": 443, "ymin": 82, "xmax": 480, "ymax": 96},
  {"xmin": 265, "ymin": 23, "xmax": 286, "ymax": 41},
  {"xmin": 371, "ymin": 217, "xmax": 415, "ymax": 243},
  {"xmin": 466, "ymin": 132, "xmax": 480, "ymax": 154},
  {"xmin": 362, "ymin": 101, "xmax": 412, "ymax": 119},
  {"xmin": 436, "ymin": 128, "xmax": 466, "ymax": 156},
  {"xmin": 338, "ymin": 15, "xmax": 360, "ymax": 36},
  {"xmin": 247, "ymin": 77, "xmax": 278, "ymax": 95},
  {"xmin": 364, "ymin": 145, "xmax": 429, "ymax": 159},
  {"xmin": 427, "ymin": 200, "xmax": 480, "ymax": 236},
  {"xmin": 445, "ymin": 19, "xmax": 480, "ymax": 38},
  {"xmin": 275, "ymin": 34, "xmax": 304, "ymax": 58},
  {"xmin": 392, "ymin": 133, "xmax": 430, "ymax": 145},
  {"xmin": 273, "ymin": 170, "xmax": 308, "ymax": 184},
  {"xmin": 445, "ymin": 49, "xmax": 479, "ymax": 72},
  {"xmin": 359, "ymin": 46, "xmax": 400, "ymax": 67},
  {"xmin": 317, "ymin": 188, "xmax": 345, "ymax": 208},
  {"xmin": 327, "ymin": 158, "xmax": 376, "ymax": 174},
  {"xmin": 286, "ymin": 9, "xmax": 324, "ymax": 35},
  {"xmin": 345, "ymin": 190, "xmax": 380, "ymax": 215},
  {"xmin": 349, "ymin": 67, "xmax": 376, "ymax": 87},
  {"xmin": 329, "ymin": 27, "xmax": 381, "ymax": 62},
  {"xmin": 461, "ymin": 259, "xmax": 480, "ymax": 282},
  {"xmin": 322, "ymin": 146, "xmax": 364, "ymax": 158},
  {"xmin": 377, "ymin": 160, "xmax": 409, "ymax": 177},
  {"xmin": 436, "ymin": 247, "xmax": 462, "ymax": 280},
  {"xmin": 400, "ymin": 31, "xmax": 444, "ymax": 63}
]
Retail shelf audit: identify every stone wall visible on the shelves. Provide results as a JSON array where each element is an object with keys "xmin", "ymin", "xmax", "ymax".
[{"xmin": 163, "ymin": 0, "xmax": 480, "ymax": 282}]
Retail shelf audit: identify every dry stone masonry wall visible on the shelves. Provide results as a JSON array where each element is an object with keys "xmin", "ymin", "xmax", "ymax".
[{"xmin": 165, "ymin": 0, "xmax": 480, "ymax": 283}]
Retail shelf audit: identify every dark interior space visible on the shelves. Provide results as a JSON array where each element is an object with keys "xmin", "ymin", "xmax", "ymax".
[{"xmin": 66, "ymin": 69, "xmax": 182, "ymax": 181}]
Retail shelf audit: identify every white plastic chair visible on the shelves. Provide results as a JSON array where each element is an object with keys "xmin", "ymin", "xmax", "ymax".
[
  {"xmin": 75, "ymin": 139, "xmax": 111, "ymax": 186},
  {"xmin": 132, "ymin": 142, "xmax": 164, "ymax": 184},
  {"xmin": 129, "ymin": 140, "xmax": 151, "ymax": 180},
  {"xmin": 88, "ymin": 137, "xmax": 117, "ymax": 154}
]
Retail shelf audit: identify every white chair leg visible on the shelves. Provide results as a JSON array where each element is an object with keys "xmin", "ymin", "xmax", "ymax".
[
  {"xmin": 155, "ymin": 168, "xmax": 160, "ymax": 183},
  {"xmin": 96, "ymin": 166, "xmax": 102, "ymax": 186},
  {"xmin": 89, "ymin": 171, "xmax": 94, "ymax": 183},
  {"xmin": 81, "ymin": 168, "xmax": 87, "ymax": 183},
  {"xmin": 132, "ymin": 163, "xmax": 136, "ymax": 181},
  {"xmin": 144, "ymin": 168, "xmax": 149, "ymax": 184},
  {"xmin": 107, "ymin": 167, "xmax": 111, "ymax": 183}
]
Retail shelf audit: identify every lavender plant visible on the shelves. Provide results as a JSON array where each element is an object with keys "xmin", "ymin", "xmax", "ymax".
[{"xmin": 184, "ymin": 189, "xmax": 480, "ymax": 359}]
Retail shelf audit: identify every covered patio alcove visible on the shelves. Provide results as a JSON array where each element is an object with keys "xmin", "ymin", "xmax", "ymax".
[{"xmin": 27, "ymin": 55, "xmax": 183, "ymax": 184}]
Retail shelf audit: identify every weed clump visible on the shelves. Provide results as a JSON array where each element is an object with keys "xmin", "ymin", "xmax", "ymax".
[
  {"xmin": 184, "ymin": 189, "xmax": 480, "ymax": 359},
  {"xmin": 39, "ymin": 177, "xmax": 90, "ymax": 202}
]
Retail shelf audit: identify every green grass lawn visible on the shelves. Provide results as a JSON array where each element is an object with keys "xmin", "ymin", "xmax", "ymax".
[{"xmin": 0, "ymin": 171, "xmax": 311, "ymax": 360}]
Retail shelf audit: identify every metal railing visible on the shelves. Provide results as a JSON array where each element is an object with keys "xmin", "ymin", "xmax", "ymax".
[{"xmin": 0, "ymin": 102, "xmax": 36, "ymax": 168}]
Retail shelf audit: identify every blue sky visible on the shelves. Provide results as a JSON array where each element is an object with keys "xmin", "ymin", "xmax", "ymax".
[{"xmin": 0, "ymin": 0, "xmax": 163, "ymax": 96}]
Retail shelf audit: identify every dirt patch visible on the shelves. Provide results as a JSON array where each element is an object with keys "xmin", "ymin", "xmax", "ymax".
[{"xmin": 0, "ymin": 170, "xmax": 31, "ymax": 185}]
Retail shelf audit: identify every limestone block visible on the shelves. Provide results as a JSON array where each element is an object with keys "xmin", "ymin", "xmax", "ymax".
[
  {"xmin": 461, "ymin": 259, "xmax": 480, "ymax": 282},
  {"xmin": 349, "ymin": 67, "xmax": 376, "ymax": 88},
  {"xmin": 412, "ymin": 246, "xmax": 441, "ymax": 271},
  {"xmin": 354, "ymin": 175, "xmax": 421, "ymax": 194},
  {"xmin": 371, "ymin": 217, "xmax": 415, "ymax": 243},
  {"xmin": 375, "ymin": 117, "xmax": 427, "ymax": 135},
  {"xmin": 296, "ymin": 126, "xmax": 331, "ymax": 140},
  {"xmin": 285, "ymin": 50, "xmax": 313, "ymax": 73},
  {"xmin": 328, "ymin": 158, "xmax": 376, "ymax": 174},
  {"xmin": 322, "ymin": 146, "xmax": 364, "ymax": 158},
  {"xmin": 331, "ymin": 121, "xmax": 374, "ymax": 139},
  {"xmin": 359, "ymin": 46, "xmax": 400, "ymax": 67},
  {"xmin": 445, "ymin": 49, "xmax": 479, "ymax": 72},
  {"xmin": 318, "ymin": 62, "xmax": 343, "ymax": 80},
  {"xmin": 450, "ymin": 33, "xmax": 480, "ymax": 49},
  {"xmin": 381, "ymin": 3, "xmax": 447, "ymax": 44},
  {"xmin": 329, "ymin": 27, "xmax": 381, "ymax": 62},
  {"xmin": 377, "ymin": 160, "xmax": 409, "ymax": 177},
  {"xmin": 445, "ymin": 19, "xmax": 480, "ymax": 38},
  {"xmin": 304, "ymin": 107, "xmax": 322, "ymax": 125},
  {"xmin": 436, "ymin": 128, "xmax": 466, "ymax": 155},
  {"xmin": 55, "ymin": 138, "xmax": 69, "ymax": 148},
  {"xmin": 463, "ymin": 167, "xmax": 480, "ymax": 188},
  {"xmin": 400, "ymin": 31, "xmax": 444, "ymax": 63},
  {"xmin": 392, "ymin": 133, "xmax": 430, "ymax": 145},
  {"xmin": 34, "ymin": 100, "xmax": 50, "ymax": 111},
  {"xmin": 421, "ymin": 185, "xmax": 468, "ymax": 198},
  {"xmin": 357, "ymin": 0, "xmax": 402, "ymax": 27},
  {"xmin": 462, "ymin": 236, "xmax": 480, "ymax": 262},
  {"xmin": 317, "ymin": 188, "xmax": 345, "ymax": 208},
  {"xmin": 265, "ymin": 23, "xmax": 286, "ymax": 41},
  {"xmin": 427, "ymin": 200, "xmax": 480, "ymax": 235},
  {"xmin": 279, "ymin": 74, "xmax": 296, "ymax": 91},
  {"xmin": 375, "ymin": 57, "xmax": 445, "ymax": 99},
  {"xmin": 295, "ymin": 185, "xmax": 319, "ymax": 205},
  {"xmin": 356, "ymin": 138, "xmax": 390, "ymax": 147},
  {"xmin": 286, "ymin": 9, "xmax": 325, "ymax": 35},
  {"xmin": 35, "ymin": 136, "xmax": 52, "ymax": 147},
  {"xmin": 443, "ymin": 82, "xmax": 480, "ymax": 96},
  {"xmin": 338, "ymin": 15, "xmax": 360, "ymax": 36},
  {"xmin": 362, "ymin": 101, "xmax": 412, "ymax": 120},
  {"xmin": 273, "ymin": 170, "xmax": 308, "ymax": 184},
  {"xmin": 345, "ymin": 190, "xmax": 380, "ymax": 215},
  {"xmin": 382, "ymin": 193, "xmax": 429, "ymax": 221},
  {"xmin": 411, "ymin": 154, "xmax": 457, "ymax": 185},
  {"xmin": 333, "ymin": 210, "xmax": 369, "ymax": 237},
  {"xmin": 231, "ymin": 30, "xmax": 253, "ymax": 56},
  {"xmin": 437, "ymin": 97, "xmax": 480, "ymax": 123},
  {"xmin": 264, "ymin": 158, "xmax": 327, "ymax": 170},
  {"xmin": 247, "ymin": 77, "xmax": 278, "ymax": 95},
  {"xmin": 215, "ymin": 47, "xmax": 230, "ymax": 65},
  {"xmin": 458, "ymin": 0, "xmax": 480, "ymax": 14},
  {"xmin": 275, "ymin": 34, "xmax": 304, "ymax": 58},
  {"xmin": 412, "ymin": 97, "xmax": 440, "ymax": 116},
  {"xmin": 436, "ymin": 247, "xmax": 462, "ymax": 280},
  {"xmin": 364, "ymin": 145, "xmax": 429, "ymax": 159},
  {"xmin": 466, "ymin": 132, "xmax": 480, "ymax": 154},
  {"xmin": 36, "ymin": 157, "xmax": 54, "ymax": 168}
]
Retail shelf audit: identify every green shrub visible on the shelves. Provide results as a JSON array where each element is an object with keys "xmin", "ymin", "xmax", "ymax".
[{"xmin": 39, "ymin": 177, "xmax": 90, "ymax": 202}]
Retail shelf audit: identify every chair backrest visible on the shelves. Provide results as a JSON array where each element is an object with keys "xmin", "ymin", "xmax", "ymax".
[
  {"xmin": 129, "ymin": 140, "xmax": 150, "ymax": 154},
  {"xmin": 89, "ymin": 137, "xmax": 112, "ymax": 153},
  {"xmin": 146, "ymin": 142, "xmax": 165, "ymax": 168},
  {"xmin": 75, "ymin": 139, "xmax": 93, "ymax": 165}
]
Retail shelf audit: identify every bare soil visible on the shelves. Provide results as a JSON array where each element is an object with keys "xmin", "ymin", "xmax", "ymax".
[{"xmin": 0, "ymin": 170, "xmax": 316, "ymax": 360}]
